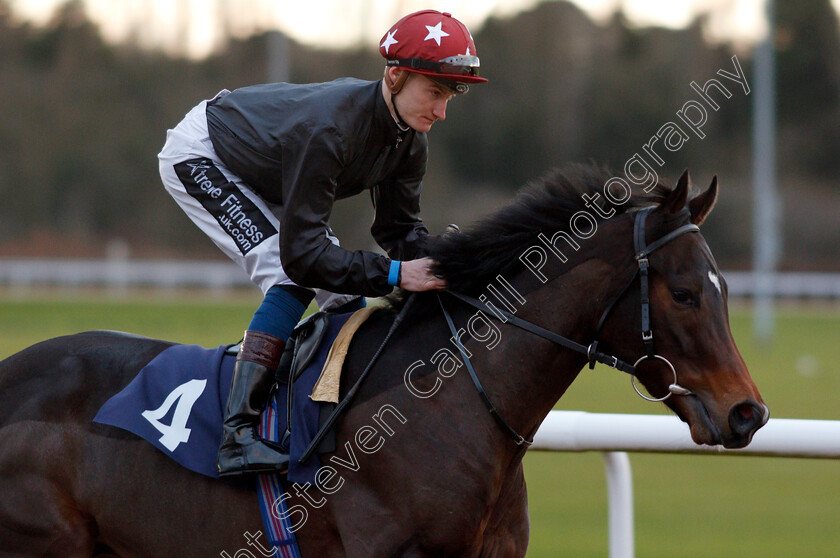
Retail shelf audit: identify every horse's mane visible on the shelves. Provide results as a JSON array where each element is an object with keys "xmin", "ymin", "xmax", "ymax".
[{"xmin": 421, "ymin": 163, "xmax": 671, "ymax": 295}]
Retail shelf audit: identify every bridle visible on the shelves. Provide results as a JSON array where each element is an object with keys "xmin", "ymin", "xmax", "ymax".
[{"xmin": 438, "ymin": 206, "xmax": 701, "ymax": 447}]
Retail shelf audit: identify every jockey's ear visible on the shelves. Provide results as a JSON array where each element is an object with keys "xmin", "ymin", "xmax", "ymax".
[
  {"xmin": 384, "ymin": 67, "xmax": 410, "ymax": 94},
  {"xmin": 689, "ymin": 176, "xmax": 718, "ymax": 226}
]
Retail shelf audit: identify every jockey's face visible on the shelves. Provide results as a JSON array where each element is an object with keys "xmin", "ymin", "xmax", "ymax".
[{"xmin": 390, "ymin": 70, "xmax": 455, "ymax": 133}]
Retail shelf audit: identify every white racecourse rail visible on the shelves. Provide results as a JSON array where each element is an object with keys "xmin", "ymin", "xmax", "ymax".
[
  {"xmin": 530, "ymin": 411, "xmax": 840, "ymax": 558},
  {"xmin": 1, "ymin": 259, "xmax": 840, "ymax": 298}
]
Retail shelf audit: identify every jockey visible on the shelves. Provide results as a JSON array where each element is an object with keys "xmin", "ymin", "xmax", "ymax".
[{"xmin": 158, "ymin": 10, "xmax": 487, "ymax": 477}]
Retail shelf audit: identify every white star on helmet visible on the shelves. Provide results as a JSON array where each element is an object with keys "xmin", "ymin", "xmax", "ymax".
[
  {"xmin": 380, "ymin": 29, "xmax": 398, "ymax": 54},
  {"xmin": 424, "ymin": 21, "xmax": 450, "ymax": 46}
]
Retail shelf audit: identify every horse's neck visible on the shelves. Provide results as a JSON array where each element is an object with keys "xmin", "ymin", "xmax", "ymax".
[{"xmin": 471, "ymin": 257, "xmax": 624, "ymax": 445}]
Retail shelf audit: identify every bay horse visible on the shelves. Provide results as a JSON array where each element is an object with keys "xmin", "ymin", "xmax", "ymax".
[{"xmin": 0, "ymin": 166, "xmax": 767, "ymax": 557}]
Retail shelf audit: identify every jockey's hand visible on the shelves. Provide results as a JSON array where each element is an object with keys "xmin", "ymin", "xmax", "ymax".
[{"xmin": 399, "ymin": 257, "xmax": 447, "ymax": 292}]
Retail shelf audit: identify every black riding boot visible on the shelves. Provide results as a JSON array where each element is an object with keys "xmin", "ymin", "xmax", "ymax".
[{"xmin": 217, "ymin": 330, "xmax": 289, "ymax": 477}]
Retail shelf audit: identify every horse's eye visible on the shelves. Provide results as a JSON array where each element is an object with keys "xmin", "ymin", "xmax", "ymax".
[{"xmin": 671, "ymin": 289, "xmax": 697, "ymax": 306}]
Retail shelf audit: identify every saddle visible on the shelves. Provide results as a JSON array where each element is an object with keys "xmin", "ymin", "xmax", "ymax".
[
  {"xmin": 272, "ymin": 307, "xmax": 377, "ymax": 457},
  {"xmin": 277, "ymin": 311, "xmax": 330, "ymax": 386}
]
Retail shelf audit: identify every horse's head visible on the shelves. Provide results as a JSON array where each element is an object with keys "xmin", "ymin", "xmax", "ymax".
[
  {"xmin": 425, "ymin": 165, "xmax": 767, "ymax": 449},
  {"xmin": 599, "ymin": 171, "xmax": 768, "ymax": 449}
]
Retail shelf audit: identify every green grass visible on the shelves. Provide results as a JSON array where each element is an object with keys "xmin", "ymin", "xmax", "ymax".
[{"xmin": 1, "ymin": 292, "xmax": 838, "ymax": 556}]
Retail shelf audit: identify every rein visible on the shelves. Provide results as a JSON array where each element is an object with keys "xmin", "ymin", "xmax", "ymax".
[
  {"xmin": 437, "ymin": 293, "xmax": 534, "ymax": 447},
  {"xmin": 438, "ymin": 207, "xmax": 700, "ymax": 447},
  {"xmin": 298, "ymin": 293, "xmax": 417, "ymax": 464}
]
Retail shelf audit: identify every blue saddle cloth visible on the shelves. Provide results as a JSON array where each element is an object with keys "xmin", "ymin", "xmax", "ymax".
[{"xmin": 94, "ymin": 316, "xmax": 352, "ymax": 481}]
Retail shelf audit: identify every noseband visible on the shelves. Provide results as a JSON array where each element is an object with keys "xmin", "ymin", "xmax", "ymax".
[{"xmin": 439, "ymin": 207, "xmax": 700, "ymax": 446}]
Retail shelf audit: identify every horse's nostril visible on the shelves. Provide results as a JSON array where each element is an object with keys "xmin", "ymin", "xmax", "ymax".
[
  {"xmin": 737, "ymin": 403, "xmax": 754, "ymax": 421},
  {"xmin": 729, "ymin": 401, "xmax": 764, "ymax": 436}
]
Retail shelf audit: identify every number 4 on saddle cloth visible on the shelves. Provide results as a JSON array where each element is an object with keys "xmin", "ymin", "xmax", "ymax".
[{"xmin": 94, "ymin": 308, "xmax": 373, "ymax": 483}]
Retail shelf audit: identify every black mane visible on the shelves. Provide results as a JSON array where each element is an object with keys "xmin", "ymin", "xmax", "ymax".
[{"xmin": 424, "ymin": 163, "xmax": 670, "ymax": 294}]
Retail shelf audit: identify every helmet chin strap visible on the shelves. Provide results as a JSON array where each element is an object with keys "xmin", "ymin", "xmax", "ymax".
[{"xmin": 390, "ymin": 95, "xmax": 410, "ymax": 131}]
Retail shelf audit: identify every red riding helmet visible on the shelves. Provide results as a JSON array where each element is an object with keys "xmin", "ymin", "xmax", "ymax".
[{"xmin": 380, "ymin": 10, "xmax": 487, "ymax": 94}]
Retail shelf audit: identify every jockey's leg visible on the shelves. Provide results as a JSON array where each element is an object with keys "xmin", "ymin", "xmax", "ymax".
[{"xmin": 217, "ymin": 285, "xmax": 311, "ymax": 477}]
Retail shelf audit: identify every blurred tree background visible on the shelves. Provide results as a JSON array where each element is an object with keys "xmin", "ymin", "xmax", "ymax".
[{"xmin": 0, "ymin": 0, "xmax": 837, "ymax": 270}]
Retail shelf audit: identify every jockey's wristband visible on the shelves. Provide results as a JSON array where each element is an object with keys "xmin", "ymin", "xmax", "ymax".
[{"xmin": 388, "ymin": 260, "xmax": 402, "ymax": 287}]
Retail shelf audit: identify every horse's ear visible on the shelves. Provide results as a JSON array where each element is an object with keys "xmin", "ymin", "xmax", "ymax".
[
  {"xmin": 662, "ymin": 169, "xmax": 690, "ymax": 214},
  {"xmin": 688, "ymin": 175, "xmax": 718, "ymax": 226}
]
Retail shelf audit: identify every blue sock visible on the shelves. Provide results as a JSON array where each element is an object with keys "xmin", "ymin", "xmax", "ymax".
[{"xmin": 248, "ymin": 285, "xmax": 309, "ymax": 341}]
